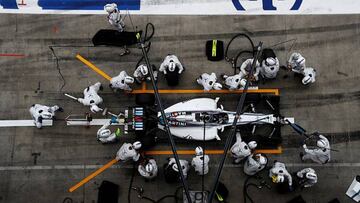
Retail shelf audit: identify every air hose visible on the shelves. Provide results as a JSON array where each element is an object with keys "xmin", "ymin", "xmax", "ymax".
[
  {"xmin": 224, "ymin": 33, "xmax": 255, "ymax": 74},
  {"xmin": 136, "ymin": 23, "xmax": 155, "ymax": 68}
]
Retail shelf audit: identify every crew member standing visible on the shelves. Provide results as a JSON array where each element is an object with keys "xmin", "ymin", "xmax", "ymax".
[
  {"xmin": 104, "ymin": 3, "xmax": 125, "ymax": 32},
  {"xmin": 296, "ymin": 168, "xmax": 318, "ymax": 188},
  {"xmin": 243, "ymin": 153, "xmax": 267, "ymax": 176},
  {"xmin": 133, "ymin": 64, "xmax": 158, "ymax": 84},
  {"xmin": 138, "ymin": 158, "xmax": 158, "ymax": 180},
  {"xmin": 230, "ymin": 132, "xmax": 257, "ymax": 164},
  {"xmin": 301, "ymin": 134, "xmax": 330, "ymax": 164},
  {"xmin": 196, "ymin": 72, "xmax": 222, "ymax": 91},
  {"xmin": 116, "ymin": 141, "xmax": 142, "ymax": 162},
  {"xmin": 287, "ymin": 52, "xmax": 306, "ymax": 74},
  {"xmin": 109, "ymin": 71, "xmax": 134, "ymax": 92},
  {"xmin": 77, "ymin": 82, "xmax": 104, "ymax": 113},
  {"xmin": 29, "ymin": 104, "xmax": 63, "ymax": 128},
  {"xmin": 222, "ymin": 74, "xmax": 247, "ymax": 90},
  {"xmin": 260, "ymin": 48, "xmax": 280, "ymax": 79},
  {"xmin": 269, "ymin": 161, "xmax": 293, "ymax": 192},
  {"xmin": 239, "ymin": 58, "xmax": 261, "ymax": 82},
  {"xmin": 97, "ymin": 119, "xmax": 121, "ymax": 144},
  {"xmin": 159, "ymin": 54, "xmax": 185, "ymax": 86},
  {"xmin": 191, "ymin": 146, "xmax": 210, "ymax": 175},
  {"xmin": 164, "ymin": 157, "xmax": 190, "ymax": 183}
]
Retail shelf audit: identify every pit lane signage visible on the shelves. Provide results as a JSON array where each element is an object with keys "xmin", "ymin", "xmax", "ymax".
[{"xmin": 0, "ymin": 0, "xmax": 359, "ymax": 14}]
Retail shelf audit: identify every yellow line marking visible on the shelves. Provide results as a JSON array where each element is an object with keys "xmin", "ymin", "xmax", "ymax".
[
  {"xmin": 68, "ymin": 147, "xmax": 281, "ymax": 192},
  {"xmin": 144, "ymin": 147, "xmax": 282, "ymax": 155},
  {"xmin": 76, "ymin": 54, "xmax": 112, "ymax": 81},
  {"xmin": 141, "ymin": 82, "xmax": 147, "ymax": 90},
  {"xmin": 69, "ymin": 158, "xmax": 118, "ymax": 193},
  {"xmin": 131, "ymin": 89, "xmax": 279, "ymax": 95}
]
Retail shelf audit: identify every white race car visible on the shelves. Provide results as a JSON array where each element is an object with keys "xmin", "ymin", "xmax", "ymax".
[{"xmin": 157, "ymin": 97, "xmax": 293, "ymax": 141}]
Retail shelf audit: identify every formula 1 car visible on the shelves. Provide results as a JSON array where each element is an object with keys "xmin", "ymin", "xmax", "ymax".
[{"xmin": 134, "ymin": 94, "xmax": 293, "ymax": 141}]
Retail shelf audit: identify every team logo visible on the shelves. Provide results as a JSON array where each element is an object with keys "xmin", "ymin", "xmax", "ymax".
[
  {"xmin": 232, "ymin": 0, "xmax": 303, "ymax": 11},
  {"xmin": 0, "ymin": 0, "xmax": 141, "ymax": 10}
]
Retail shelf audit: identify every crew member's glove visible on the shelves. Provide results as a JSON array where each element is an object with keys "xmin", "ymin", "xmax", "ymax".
[{"xmin": 110, "ymin": 116, "xmax": 119, "ymax": 124}]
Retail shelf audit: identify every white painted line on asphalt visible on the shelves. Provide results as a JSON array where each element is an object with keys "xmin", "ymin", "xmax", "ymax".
[{"xmin": 0, "ymin": 163, "xmax": 359, "ymax": 171}]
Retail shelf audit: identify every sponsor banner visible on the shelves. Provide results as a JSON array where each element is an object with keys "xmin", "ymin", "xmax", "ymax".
[{"xmin": 0, "ymin": 0, "xmax": 359, "ymax": 15}]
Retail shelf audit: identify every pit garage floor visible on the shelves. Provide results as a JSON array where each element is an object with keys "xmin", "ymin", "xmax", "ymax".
[{"xmin": 0, "ymin": 14, "xmax": 359, "ymax": 202}]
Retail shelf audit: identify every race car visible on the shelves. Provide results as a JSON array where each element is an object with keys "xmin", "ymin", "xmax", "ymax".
[{"xmin": 155, "ymin": 97, "xmax": 293, "ymax": 141}]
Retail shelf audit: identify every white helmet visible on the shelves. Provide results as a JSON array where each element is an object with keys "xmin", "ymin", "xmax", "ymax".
[
  {"xmin": 213, "ymin": 82, "xmax": 222, "ymax": 90},
  {"xmin": 302, "ymin": 75, "xmax": 312, "ymax": 85},
  {"xmin": 168, "ymin": 61, "xmax": 176, "ymax": 72},
  {"xmin": 124, "ymin": 76, "xmax": 134, "ymax": 84},
  {"xmin": 265, "ymin": 57, "xmax": 276, "ymax": 66},
  {"xmin": 248, "ymin": 141, "xmax": 257, "ymax": 150},
  {"xmin": 240, "ymin": 78, "xmax": 247, "ymax": 87},
  {"xmin": 195, "ymin": 146, "xmax": 204, "ymax": 156},
  {"xmin": 172, "ymin": 164, "xmax": 179, "ymax": 172},
  {"xmin": 317, "ymin": 139, "xmax": 326, "ymax": 148},
  {"xmin": 140, "ymin": 65, "xmax": 149, "ymax": 76},
  {"xmin": 293, "ymin": 53, "xmax": 305, "ymax": 66},
  {"xmin": 257, "ymin": 154, "xmax": 267, "ymax": 165},
  {"xmin": 132, "ymin": 141, "xmax": 142, "ymax": 150},
  {"xmin": 306, "ymin": 172, "xmax": 317, "ymax": 180},
  {"xmin": 90, "ymin": 105, "xmax": 102, "ymax": 113},
  {"xmin": 104, "ymin": 3, "xmax": 117, "ymax": 13},
  {"xmin": 99, "ymin": 129, "xmax": 111, "ymax": 137},
  {"xmin": 145, "ymin": 163, "xmax": 153, "ymax": 173},
  {"xmin": 41, "ymin": 112, "xmax": 53, "ymax": 119}
]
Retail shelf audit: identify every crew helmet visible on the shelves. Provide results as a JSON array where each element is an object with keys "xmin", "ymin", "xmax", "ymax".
[
  {"xmin": 248, "ymin": 141, "xmax": 257, "ymax": 150},
  {"xmin": 168, "ymin": 60, "xmax": 176, "ymax": 72},
  {"xmin": 195, "ymin": 146, "xmax": 204, "ymax": 156},
  {"xmin": 213, "ymin": 82, "xmax": 223, "ymax": 90},
  {"xmin": 140, "ymin": 65, "xmax": 149, "ymax": 76},
  {"xmin": 132, "ymin": 141, "xmax": 142, "ymax": 150},
  {"xmin": 265, "ymin": 57, "xmax": 276, "ymax": 66},
  {"xmin": 306, "ymin": 172, "xmax": 317, "ymax": 180},
  {"xmin": 256, "ymin": 154, "xmax": 267, "ymax": 165},
  {"xmin": 145, "ymin": 163, "xmax": 153, "ymax": 173},
  {"xmin": 293, "ymin": 53, "xmax": 305, "ymax": 66},
  {"xmin": 124, "ymin": 76, "xmax": 134, "ymax": 84},
  {"xmin": 104, "ymin": 3, "xmax": 117, "ymax": 13},
  {"xmin": 99, "ymin": 129, "xmax": 111, "ymax": 137},
  {"xmin": 172, "ymin": 163, "xmax": 185, "ymax": 172},
  {"xmin": 317, "ymin": 139, "xmax": 326, "ymax": 148},
  {"xmin": 302, "ymin": 75, "xmax": 312, "ymax": 85}
]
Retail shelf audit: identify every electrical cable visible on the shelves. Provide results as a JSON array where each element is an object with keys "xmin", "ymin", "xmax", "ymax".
[
  {"xmin": 244, "ymin": 183, "xmax": 259, "ymax": 203},
  {"xmin": 135, "ymin": 186, "xmax": 183, "ymax": 203},
  {"xmin": 243, "ymin": 175, "xmax": 270, "ymax": 203},
  {"xmin": 62, "ymin": 197, "xmax": 73, "ymax": 203},
  {"xmin": 49, "ymin": 46, "xmax": 66, "ymax": 92},
  {"xmin": 224, "ymin": 33, "xmax": 255, "ymax": 75},
  {"xmin": 135, "ymin": 23, "xmax": 155, "ymax": 68}
]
